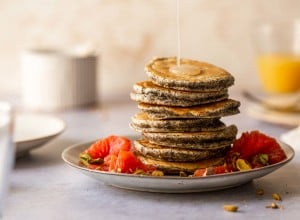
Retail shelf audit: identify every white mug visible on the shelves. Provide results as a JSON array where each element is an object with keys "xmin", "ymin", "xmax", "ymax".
[{"xmin": 21, "ymin": 49, "xmax": 98, "ymax": 111}]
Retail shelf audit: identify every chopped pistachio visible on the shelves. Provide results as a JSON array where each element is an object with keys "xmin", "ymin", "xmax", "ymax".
[
  {"xmin": 205, "ymin": 167, "xmax": 215, "ymax": 176},
  {"xmin": 256, "ymin": 188, "xmax": 264, "ymax": 196},
  {"xmin": 223, "ymin": 205, "xmax": 239, "ymax": 212},
  {"xmin": 80, "ymin": 152, "xmax": 103, "ymax": 166},
  {"xmin": 179, "ymin": 171, "xmax": 188, "ymax": 177},
  {"xmin": 236, "ymin": 159, "xmax": 252, "ymax": 171},
  {"xmin": 257, "ymin": 154, "xmax": 269, "ymax": 165},
  {"xmin": 133, "ymin": 169, "xmax": 147, "ymax": 175},
  {"xmin": 151, "ymin": 170, "xmax": 164, "ymax": 176},
  {"xmin": 266, "ymin": 202, "xmax": 279, "ymax": 209},
  {"xmin": 272, "ymin": 193, "xmax": 282, "ymax": 201}
]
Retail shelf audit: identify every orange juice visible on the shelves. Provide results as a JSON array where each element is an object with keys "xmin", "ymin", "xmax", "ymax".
[{"xmin": 256, "ymin": 53, "xmax": 300, "ymax": 93}]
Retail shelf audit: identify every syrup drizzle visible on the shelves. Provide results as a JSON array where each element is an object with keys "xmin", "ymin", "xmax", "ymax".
[
  {"xmin": 176, "ymin": 0, "xmax": 181, "ymax": 66},
  {"xmin": 169, "ymin": 0, "xmax": 201, "ymax": 76}
]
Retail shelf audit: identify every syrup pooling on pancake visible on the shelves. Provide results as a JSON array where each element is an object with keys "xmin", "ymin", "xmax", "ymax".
[
  {"xmin": 150, "ymin": 57, "xmax": 229, "ymax": 81},
  {"xmin": 169, "ymin": 64, "xmax": 202, "ymax": 76}
]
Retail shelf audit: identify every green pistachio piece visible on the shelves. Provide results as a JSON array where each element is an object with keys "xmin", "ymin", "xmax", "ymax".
[
  {"xmin": 258, "ymin": 154, "xmax": 269, "ymax": 165},
  {"xmin": 134, "ymin": 169, "xmax": 147, "ymax": 175},
  {"xmin": 80, "ymin": 152, "xmax": 104, "ymax": 166}
]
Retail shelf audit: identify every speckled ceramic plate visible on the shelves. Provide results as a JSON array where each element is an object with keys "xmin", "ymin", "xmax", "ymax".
[
  {"xmin": 14, "ymin": 113, "xmax": 66, "ymax": 157},
  {"xmin": 62, "ymin": 139, "xmax": 294, "ymax": 193}
]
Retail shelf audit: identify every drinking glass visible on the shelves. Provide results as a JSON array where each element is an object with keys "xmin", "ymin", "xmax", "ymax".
[
  {"xmin": 253, "ymin": 20, "xmax": 300, "ymax": 94},
  {"xmin": 0, "ymin": 102, "xmax": 14, "ymax": 217}
]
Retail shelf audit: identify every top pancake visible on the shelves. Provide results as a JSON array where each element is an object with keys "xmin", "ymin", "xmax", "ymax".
[{"xmin": 145, "ymin": 57, "xmax": 234, "ymax": 92}]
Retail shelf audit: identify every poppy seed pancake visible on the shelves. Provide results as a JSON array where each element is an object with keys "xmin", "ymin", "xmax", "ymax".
[
  {"xmin": 130, "ymin": 112, "xmax": 226, "ymax": 133},
  {"xmin": 145, "ymin": 57, "xmax": 234, "ymax": 92},
  {"xmin": 137, "ymin": 99, "xmax": 240, "ymax": 119},
  {"xmin": 143, "ymin": 125, "xmax": 238, "ymax": 149},
  {"xmin": 134, "ymin": 139, "xmax": 231, "ymax": 162},
  {"xmin": 130, "ymin": 81, "xmax": 228, "ymax": 106},
  {"xmin": 137, "ymin": 154, "xmax": 225, "ymax": 174}
]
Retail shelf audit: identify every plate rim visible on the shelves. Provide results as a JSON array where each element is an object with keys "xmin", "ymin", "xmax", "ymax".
[
  {"xmin": 247, "ymin": 102, "xmax": 300, "ymax": 126},
  {"xmin": 14, "ymin": 113, "xmax": 66, "ymax": 144},
  {"xmin": 61, "ymin": 139, "xmax": 295, "ymax": 181},
  {"xmin": 14, "ymin": 113, "xmax": 66, "ymax": 156}
]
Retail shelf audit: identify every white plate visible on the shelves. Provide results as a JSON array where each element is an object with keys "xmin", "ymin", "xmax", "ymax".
[
  {"xmin": 61, "ymin": 139, "xmax": 294, "ymax": 193},
  {"xmin": 14, "ymin": 113, "xmax": 66, "ymax": 157},
  {"xmin": 280, "ymin": 126, "xmax": 300, "ymax": 150},
  {"xmin": 246, "ymin": 103, "xmax": 300, "ymax": 126}
]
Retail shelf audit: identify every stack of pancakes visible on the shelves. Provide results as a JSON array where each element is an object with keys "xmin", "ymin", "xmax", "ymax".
[{"xmin": 130, "ymin": 57, "xmax": 240, "ymax": 174}]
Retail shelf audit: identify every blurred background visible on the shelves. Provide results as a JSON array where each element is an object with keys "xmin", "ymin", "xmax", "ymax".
[{"xmin": 0, "ymin": 0, "xmax": 299, "ymax": 104}]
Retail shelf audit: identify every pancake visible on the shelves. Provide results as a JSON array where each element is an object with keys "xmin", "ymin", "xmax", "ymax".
[
  {"xmin": 130, "ymin": 112, "xmax": 226, "ymax": 133},
  {"xmin": 137, "ymin": 154, "xmax": 225, "ymax": 174},
  {"xmin": 143, "ymin": 125, "xmax": 238, "ymax": 149},
  {"xmin": 129, "ymin": 56, "xmax": 240, "ymax": 175},
  {"xmin": 145, "ymin": 57, "xmax": 234, "ymax": 92},
  {"xmin": 137, "ymin": 99, "xmax": 240, "ymax": 119},
  {"xmin": 134, "ymin": 139, "xmax": 231, "ymax": 162},
  {"xmin": 130, "ymin": 81, "xmax": 228, "ymax": 106}
]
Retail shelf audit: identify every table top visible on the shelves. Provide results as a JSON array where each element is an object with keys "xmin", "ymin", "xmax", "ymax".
[{"xmin": 3, "ymin": 91, "xmax": 300, "ymax": 220}]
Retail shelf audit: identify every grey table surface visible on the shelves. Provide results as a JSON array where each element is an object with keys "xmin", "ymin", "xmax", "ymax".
[{"xmin": 3, "ymin": 91, "xmax": 300, "ymax": 220}]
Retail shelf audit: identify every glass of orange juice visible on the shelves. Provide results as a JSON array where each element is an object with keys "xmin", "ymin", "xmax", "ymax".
[{"xmin": 253, "ymin": 20, "xmax": 300, "ymax": 94}]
